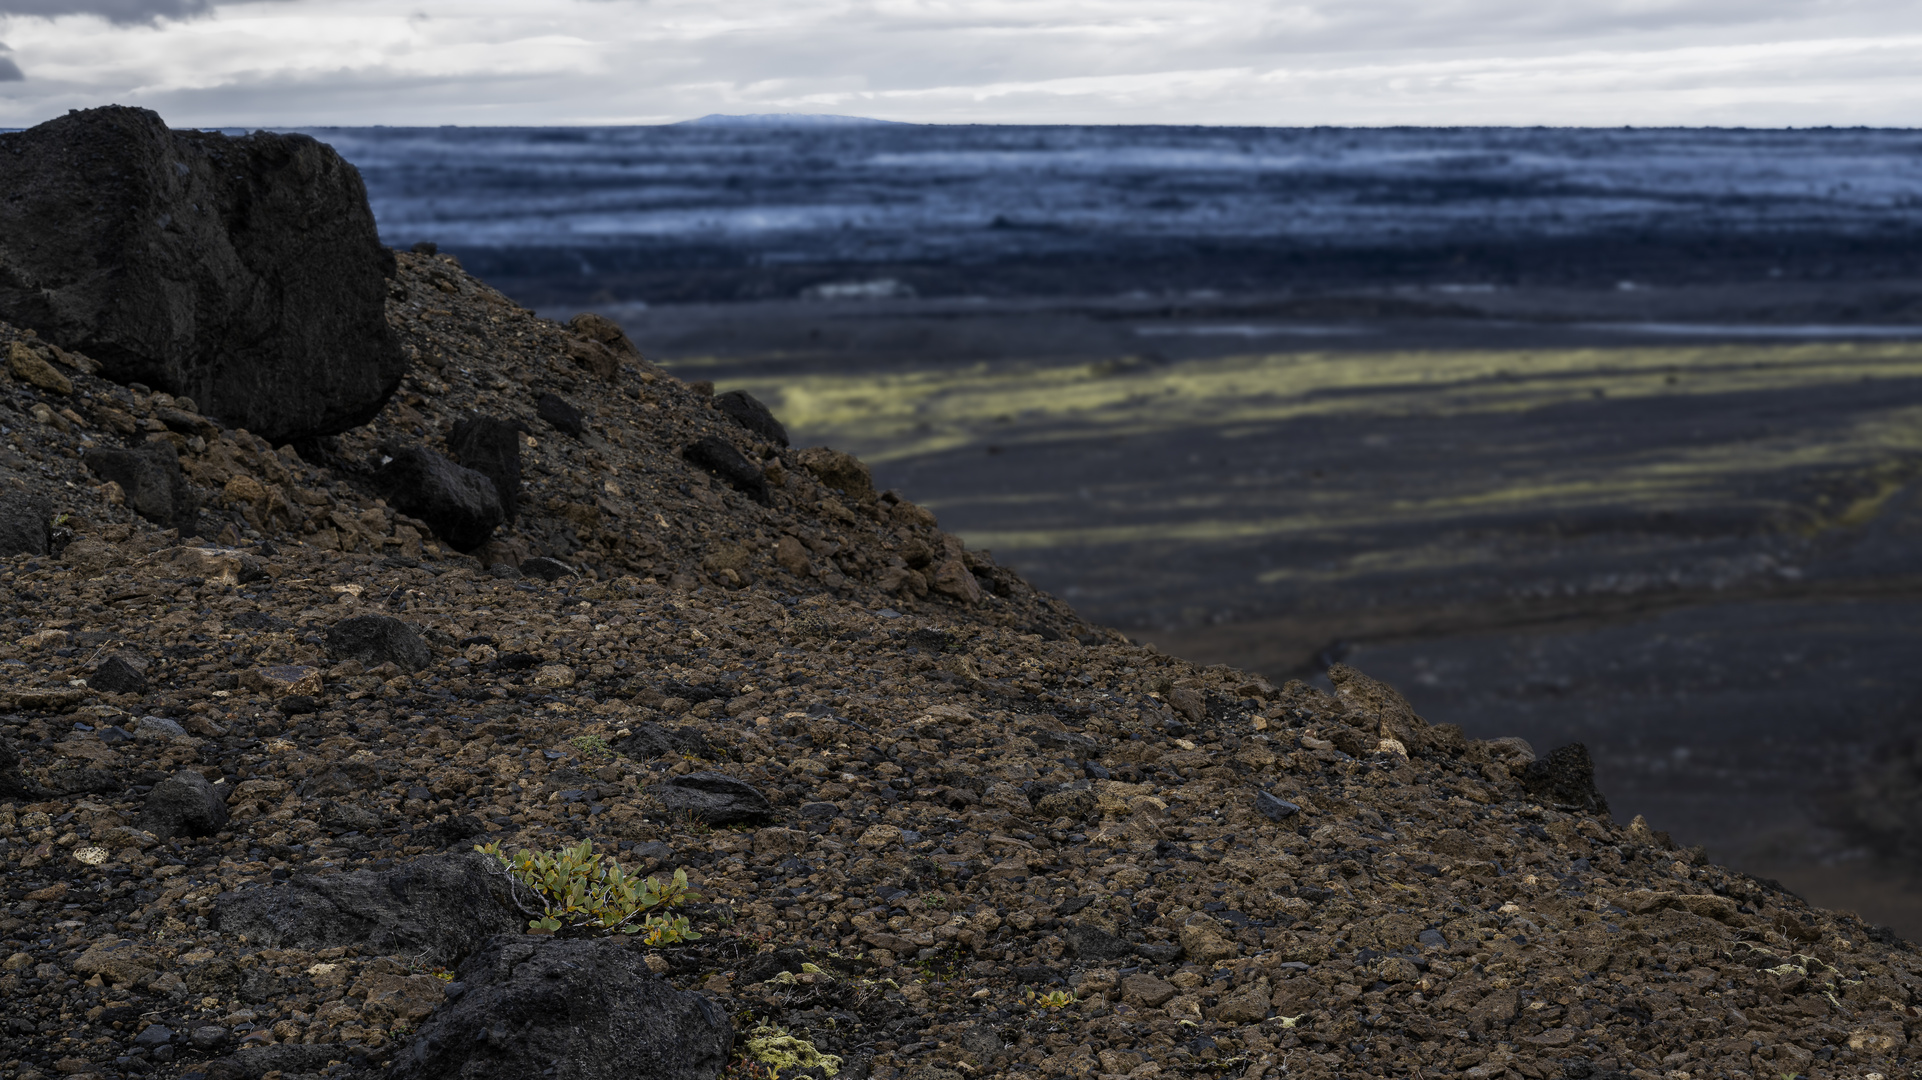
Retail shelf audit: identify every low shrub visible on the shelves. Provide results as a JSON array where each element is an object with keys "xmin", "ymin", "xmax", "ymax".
[{"xmin": 477, "ymin": 838, "xmax": 700, "ymax": 942}]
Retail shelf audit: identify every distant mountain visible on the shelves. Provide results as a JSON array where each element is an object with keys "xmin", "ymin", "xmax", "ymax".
[{"xmin": 677, "ymin": 113, "xmax": 908, "ymax": 127}]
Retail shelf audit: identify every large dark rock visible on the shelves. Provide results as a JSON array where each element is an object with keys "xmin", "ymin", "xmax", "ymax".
[
  {"xmin": 1254, "ymin": 790, "xmax": 1301, "ymax": 822},
  {"xmin": 325, "ymin": 614, "xmax": 431, "ymax": 672},
  {"xmin": 0, "ymin": 492, "xmax": 52, "ymax": 556},
  {"xmin": 714, "ymin": 389, "xmax": 789, "ymax": 447},
  {"xmin": 90, "ymin": 656, "xmax": 149, "ymax": 695},
  {"xmin": 1520, "ymin": 742, "xmax": 1610, "ymax": 815},
  {"xmin": 0, "ymin": 735, "xmax": 51, "ymax": 800},
  {"xmin": 375, "ymin": 446, "xmax": 503, "ymax": 550},
  {"xmin": 446, "ymin": 415, "xmax": 524, "ymax": 520},
  {"xmin": 651, "ymin": 771, "xmax": 772, "ymax": 824},
  {"xmin": 1063, "ymin": 923, "xmax": 1136, "ymax": 962},
  {"xmin": 682, "ymin": 435, "xmax": 769, "ymax": 505},
  {"xmin": 213, "ymin": 851, "xmax": 537, "ymax": 966},
  {"xmin": 535, "ymin": 392, "xmax": 585, "ymax": 438},
  {"xmin": 519, "ymin": 556, "xmax": 576, "ymax": 582},
  {"xmin": 84, "ymin": 442, "xmax": 194, "ymax": 532},
  {"xmin": 137, "ymin": 769, "xmax": 230, "ymax": 839},
  {"xmin": 388, "ymin": 935, "xmax": 733, "ymax": 1080},
  {"xmin": 613, "ymin": 723, "xmax": 713, "ymax": 762},
  {"xmin": 0, "ymin": 106, "xmax": 404, "ymax": 443}
]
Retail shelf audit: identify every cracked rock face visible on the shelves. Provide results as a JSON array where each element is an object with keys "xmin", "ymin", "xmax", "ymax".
[
  {"xmin": 0, "ymin": 105, "xmax": 404, "ymax": 443},
  {"xmin": 214, "ymin": 851, "xmax": 538, "ymax": 966},
  {"xmin": 388, "ymin": 936, "xmax": 734, "ymax": 1080},
  {"xmin": 136, "ymin": 769, "xmax": 230, "ymax": 839}
]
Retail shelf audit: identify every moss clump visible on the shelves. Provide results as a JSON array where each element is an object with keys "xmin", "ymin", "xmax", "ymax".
[
  {"xmin": 743, "ymin": 1023, "xmax": 842, "ymax": 1078},
  {"xmin": 570, "ymin": 734, "xmax": 615, "ymax": 759}
]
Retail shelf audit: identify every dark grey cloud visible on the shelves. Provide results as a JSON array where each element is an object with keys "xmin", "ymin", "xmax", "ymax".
[
  {"xmin": 0, "ymin": 56, "xmax": 19, "ymax": 82},
  {"xmin": 0, "ymin": 0, "xmax": 213, "ymax": 25}
]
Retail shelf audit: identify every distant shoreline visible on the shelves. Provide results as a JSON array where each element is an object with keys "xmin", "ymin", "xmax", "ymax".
[{"xmin": 463, "ymin": 232, "xmax": 1922, "ymax": 310}]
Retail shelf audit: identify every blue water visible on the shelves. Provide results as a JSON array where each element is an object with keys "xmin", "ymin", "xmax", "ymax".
[{"xmin": 297, "ymin": 124, "xmax": 1922, "ymax": 303}]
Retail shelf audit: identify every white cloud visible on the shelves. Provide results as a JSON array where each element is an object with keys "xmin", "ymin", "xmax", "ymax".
[{"xmin": 0, "ymin": 0, "xmax": 1917, "ymax": 126}]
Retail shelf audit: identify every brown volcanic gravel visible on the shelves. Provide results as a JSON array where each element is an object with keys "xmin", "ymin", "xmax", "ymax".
[{"xmin": 0, "ymin": 255, "xmax": 1919, "ymax": 1080}]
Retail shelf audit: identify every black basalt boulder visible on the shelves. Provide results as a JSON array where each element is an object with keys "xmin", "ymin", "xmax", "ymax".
[
  {"xmin": 1255, "ymin": 790, "xmax": 1301, "ymax": 821},
  {"xmin": 651, "ymin": 772, "xmax": 772, "ymax": 824},
  {"xmin": 214, "ymin": 851, "xmax": 536, "ymax": 966},
  {"xmin": 714, "ymin": 389, "xmax": 789, "ymax": 447},
  {"xmin": 375, "ymin": 446, "xmax": 503, "ymax": 551},
  {"xmin": 0, "ymin": 492, "xmax": 52, "ymax": 557},
  {"xmin": 447, "ymin": 415, "xmax": 525, "ymax": 521},
  {"xmin": 84, "ymin": 442, "xmax": 195, "ymax": 533},
  {"xmin": 535, "ymin": 392, "xmax": 585, "ymax": 438},
  {"xmin": 0, "ymin": 106, "xmax": 404, "ymax": 443},
  {"xmin": 682, "ymin": 435, "xmax": 770, "ymax": 505},
  {"xmin": 1521, "ymin": 742, "xmax": 1610, "ymax": 815},
  {"xmin": 387, "ymin": 935, "xmax": 734, "ymax": 1080},
  {"xmin": 519, "ymin": 556, "xmax": 576, "ymax": 582},
  {"xmin": 612, "ymin": 722, "xmax": 714, "ymax": 762},
  {"xmin": 1063, "ymin": 923, "xmax": 1136, "ymax": 962},
  {"xmin": 0, "ymin": 736, "xmax": 51, "ymax": 800},
  {"xmin": 90, "ymin": 656, "xmax": 149, "ymax": 696},
  {"xmin": 137, "ymin": 769, "xmax": 230, "ymax": 839},
  {"xmin": 325, "ymin": 614, "xmax": 432, "ymax": 673}
]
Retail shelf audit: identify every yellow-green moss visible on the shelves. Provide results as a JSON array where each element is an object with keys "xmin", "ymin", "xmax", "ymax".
[{"xmin": 743, "ymin": 1023, "xmax": 842, "ymax": 1077}]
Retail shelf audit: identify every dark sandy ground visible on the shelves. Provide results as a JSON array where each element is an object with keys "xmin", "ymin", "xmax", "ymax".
[{"xmin": 596, "ymin": 278, "xmax": 1922, "ymax": 936}]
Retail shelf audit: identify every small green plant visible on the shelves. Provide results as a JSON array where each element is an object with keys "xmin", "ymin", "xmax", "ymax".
[
  {"xmin": 477, "ymin": 839, "xmax": 700, "ymax": 941},
  {"xmin": 1033, "ymin": 989, "xmax": 1075, "ymax": 1010},
  {"xmin": 917, "ymin": 892, "xmax": 949, "ymax": 910},
  {"xmin": 570, "ymin": 734, "xmax": 614, "ymax": 759},
  {"xmin": 768, "ymin": 962, "xmax": 835, "ymax": 987},
  {"xmin": 742, "ymin": 1023, "xmax": 842, "ymax": 1078}
]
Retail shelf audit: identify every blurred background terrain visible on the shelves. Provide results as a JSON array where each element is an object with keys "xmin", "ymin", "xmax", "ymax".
[{"xmin": 320, "ymin": 120, "xmax": 1922, "ymax": 933}]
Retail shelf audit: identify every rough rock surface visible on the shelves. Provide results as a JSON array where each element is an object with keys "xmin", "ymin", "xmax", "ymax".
[
  {"xmin": 535, "ymin": 392, "xmax": 585, "ymax": 439},
  {"xmin": 214, "ymin": 851, "xmax": 537, "ymax": 965},
  {"xmin": 0, "ymin": 490, "xmax": 52, "ymax": 556},
  {"xmin": 89, "ymin": 655, "xmax": 150, "ymax": 695},
  {"xmin": 650, "ymin": 771, "xmax": 774, "ymax": 825},
  {"xmin": 136, "ymin": 769, "xmax": 230, "ymax": 839},
  {"xmin": 387, "ymin": 935, "xmax": 734, "ymax": 1080},
  {"xmin": 375, "ymin": 446, "xmax": 504, "ymax": 551},
  {"xmin": 519, "ymin": 555, "xmax": 574, "ymax": 582},
  {"xmin": 324, "ymin": 614, "xmax": 432, "ymax": 673},
  {"xmin": 446, "ymin": 414, "xmax": 525, "ymax": 521},
  {"xmin": 683, "ymin": 434, "xmax": 771, "ymax": 506},
  {"xmin": 1522, "ymin": 742, "xmax": 1611, "ymax": 816},
  {"xmin": 84, "ymin": 442, "xmax": 195, "ymax": 533},
  {"xmin": 715, "ymin": 389, "xmax": 789, "ymax": 447},
  {"xmin": 0, "ymin": 105, "xmax": 404, "ymax": 442}
]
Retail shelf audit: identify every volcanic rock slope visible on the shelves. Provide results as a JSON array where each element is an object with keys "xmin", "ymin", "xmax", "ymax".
[{"xmin": 0, "ymin": 255, "xmax": 1918, "ymax": 1080}]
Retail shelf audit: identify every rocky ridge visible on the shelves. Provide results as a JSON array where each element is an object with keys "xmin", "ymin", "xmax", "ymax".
[{"xmin": 0, "ymin": 251, "xmax": 1917, "ymax": 1080}]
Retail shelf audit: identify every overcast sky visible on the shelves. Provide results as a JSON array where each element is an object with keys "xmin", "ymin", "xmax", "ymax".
[{"xmin": 1, "ymin": 0, "xmax": 1918, "ymax": 128}]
